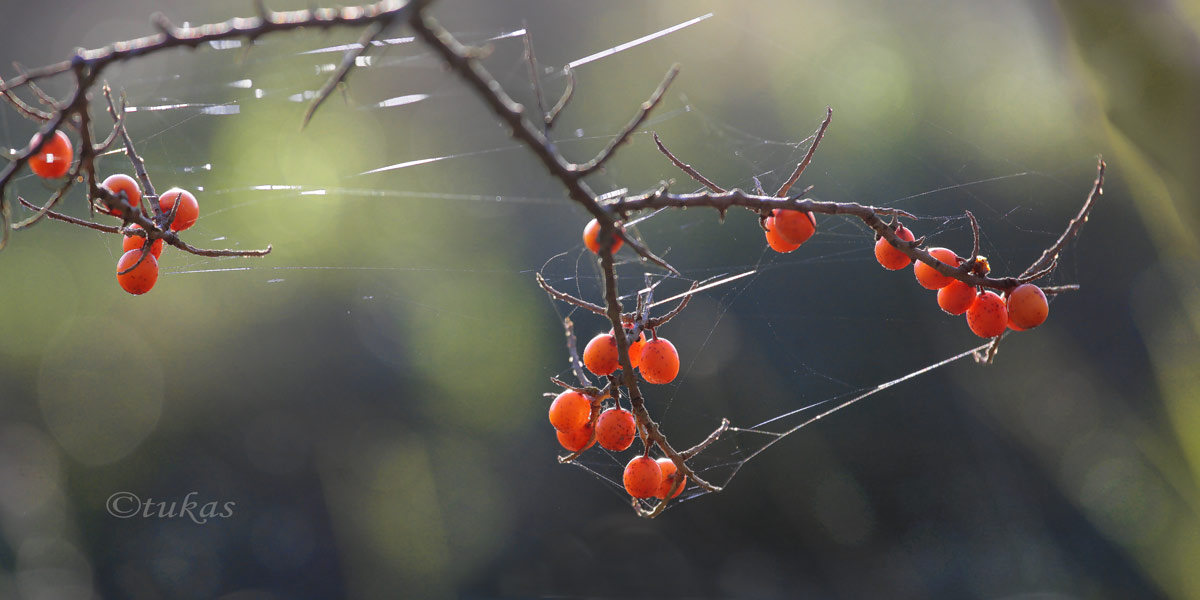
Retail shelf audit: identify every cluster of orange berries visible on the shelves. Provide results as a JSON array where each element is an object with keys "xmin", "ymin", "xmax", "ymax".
[
  {"xmin": 27, "ymin": 130, "xmax": 201, "ymax": 296},
  {"xmin": 873, "ymin": 225, "xmax": 1049, "ymax": 337},
  {"xmin": 548, "ymin": 389, "xmax": 687, "ymax": 500}
]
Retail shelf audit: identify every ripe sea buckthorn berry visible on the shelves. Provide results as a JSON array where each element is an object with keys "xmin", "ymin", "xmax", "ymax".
[
  {"xmin": 610, "ymin": 328, "xmax": 647, "ymax": 369},
  {"xmin": 966, "ymin": 290, "xmax": 1008, "ymax": 338},
  {"xmin": 639, "ymin": 337, "xmax": 679, "ymax": 384},
  {"xmin": 583, "ymin": 218, "xmax": 623, "ymax": 255},
  {"xmin": 583, "ymin": 332, "xmax": 620, "ymax": 376},
  {"xmin": 1007, "ymin": 283, "xmax": 1049, "ymax": 330},
  {"xmin": 557, "ymin": 423, "xmax": 595, "ymax": 453},
  {"xmin": 116, "ymin": 249, "xmax": 159, "ymax": 295},
  {"xmin": 914, "ymin": 247, "xmax": 959, "ymax": 290},
  {"xmin": 623, "ymin": 455, "xmax": 663, "ymax": 499},
  {"xmin": 772, "ymin": 208, "xmax": 816, "ymax": 245},
  {"xmin": 654, "ymin": 457, "xmax": 686, "ymax": 499},
  {"xmin": 1008, "ymin": 317, "xmax": 1026, "ymax": 332},
  {"xmin": 28, "ymin": 130, "xmax": 73, "ymax": 179},
  {"xmin": 100, "ymin": 174, "xmax": 143, "ymax": 216},
  {"xmin": 937, "ymin": 279, "xmax": 976, "ymax": 315},
  {"xmin": 874, "ymin": 225, "xmax": 915, "ymax": 270},
  {"xmin": 549, "ymin": 391, "xmax": 592, "ymax": 432},
  {"xmin": 764, "ymin": 216, "xmax": 801, "ymax": 253},
  {"xmin": 122, "ymin": 224, "xmax": 163, "ymax": 259},
  {"xmin": 159, "ymin": 188, "xmax": 199, "ymax": 231},
  {"xmin": 596, "ymin": 407, "xmax": 637, "ymax": 452}
]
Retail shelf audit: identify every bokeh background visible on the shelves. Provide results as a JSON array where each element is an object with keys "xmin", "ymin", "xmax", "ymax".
[{"xmin": 1, "ymin": 0, "xmax": 1198, "ymax": 598}]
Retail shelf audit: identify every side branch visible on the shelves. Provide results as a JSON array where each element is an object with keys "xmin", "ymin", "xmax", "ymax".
[
  {"xmin": 1021, "ymin": 157, "xmax": 1105, "ymax": 278},
  {"xmin": 575, "ymin": 65, "xmax": 679, "ymax": 176},
  {"xmin": 775, "ymin": 106, "xmax": 832, "ymax": 197}
]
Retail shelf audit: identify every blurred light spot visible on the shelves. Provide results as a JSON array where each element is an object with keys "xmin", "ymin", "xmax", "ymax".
[
  {"xmin": 0, "ymin": 424, "xmax": 61, "ymax": 517},
  {"xmin": 16, "ymin": 538, "xmax": 93, "ymax": 600},
  {"xmin": 244, "ymin": 413, "xmax": 310, "ymax": 476},
  {"xmin": 38, "ymin": 318, "xmax": 163, "ymax": 465},
  {"xmin": 251, "ymin": 508, "xmax": 315, "ymax": 572},
  {"xmin": 813, "ymin": 474, "xmax": 875, "ymax": 546}
]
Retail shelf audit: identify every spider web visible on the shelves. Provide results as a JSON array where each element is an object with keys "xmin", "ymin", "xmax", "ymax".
[{"xmin": 1, "ymin": 5, "xmax": 1089, "ymax": 519}]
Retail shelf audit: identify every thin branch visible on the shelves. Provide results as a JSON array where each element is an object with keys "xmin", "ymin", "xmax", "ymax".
[
  {"xmin": 408, "ymin": 11, "xmax": 680, "ymax": 274},
  {"xmin": 16, "ymin": 198, "xmax": 271, "ymax": 258},
  {"xmin": 1021, "ymin": 157, "xmax": 1105, "ymax": 278},
  {"xmin": 544, "ymin": 65, "xmax": 574, "ymax": 127},
  {"xmin": 645, "ymin": 281, "xmax": 697, "ymax": 329},
  {"xmin": 521, "ymin": 25, "xmax": 548, "ymax": 126},
  {"xmin": 536, "ymin": 272, "xmax": 607, "ymax": 316},
  {"xmin": 612, "ymin": 188, "xmax": 1050, "ymax": 293},
  {"xmin": 575, "ymin": 65, "xmax": 679, "ymax": 176},
  {"xmin": 774, "ymin": 106, "xmax": 831, "ymax": 197},
  {"xmin": 102, "ymin": 85, "xmax": 159, "ymax": 212},
  {"xmin": 681, "ymin": 418, "xmax": 730, "ymax": 460},
  {"xmin": 17, "ymin": 197, "xmax": 121, "ymax": 233},
  {"xmin": 303, "ymin": 20, "xmax": 391, "ymax": 129},
  {"xmin": 0, "ymin": 0, "xmax": 417, "ymax": 92},
  {"xmin": 0, "ymin": 75, "xmax": 53, "ymax": 121},
  {"xmin": 562, "ymin": 317, "xmax": 591, "ymax": 387},
  {"xmin": 653, "ymin": 132, "xmax": 724, "ymax": 193},
  {"xmin": 964, "ymin": 209, "xmax": 981, "ymax": 271}
]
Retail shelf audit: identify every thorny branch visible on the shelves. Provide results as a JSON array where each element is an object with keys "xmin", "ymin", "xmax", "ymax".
[
  {"xmin": 0, "ymin": 0, "xmax": 414, "ymax": 251},
  {"xmin": 1, "ymin": 0, "xmax": 1103, "ymax": 517}
]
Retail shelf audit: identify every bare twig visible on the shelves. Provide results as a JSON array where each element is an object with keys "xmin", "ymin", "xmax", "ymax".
[
  {"xmin": 17, "ymin": 198, "xmax": 121, "ymax": 234},
  {"xmin": 536, "ymin": 272, "xmax": 607, "ymax": 316},
  {"xmin": 562, "ymin": 317, "xmax": 591, "ymax": 387},
  {"xmin": 0, "ymin": 74, "xmax": 53, "ymax": 121},
  {"xmin": 1021, "ymin": 157, "xmax": 1105, "ymax": 278},
  {"xmin": 653, "ymin": 132, "xmax": 725, "ymax": 193},
  {"xmin": 964, "ymin": 209, "xmax": 981, "ymax": 272},
  {"xmin": 575, "ymin": 65, "xmax": 679, "ymax": 176},
  {"xmin": 681, "ymin": 418, "xmax": 730, "ymax": 460},
  {"xmin": 303, "ymin": 20, "xmax": 393, "ymax": 129},
  {"xmin": 521, "ymin": 25, "xmax": 548, "ymax": 125},
  {"xmin": 102, "ymin": 86, "xmax": 158, "ymax": 213},
  {"xmin": 544, "ymin": 65, "xmax": 574, "ymax": 127},
  {"xmin": 774, "ymin": 106, "xmax": 831, "ymax": 197},
  {"xmin": 16, "ymin": 198, "xmax": 271, "ymax": 258}
]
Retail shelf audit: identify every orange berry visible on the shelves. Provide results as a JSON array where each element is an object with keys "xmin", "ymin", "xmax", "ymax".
[
  {"xmin": 1007, "ymin": 284, "xmax": 1048, "ymax": 330},
  {"xmin": 937, "ymin": 279, "xmax": 976, "ymax": 315},
  {"xmin": 122, "ymin": 224, "xmax": 163, "ymax": 259},
  {"xmin": 1008, "ymin": 316, "xmax": 1026, "ymax": 332},
  {"xmin": 623, "ymin": 455, "xmax": 663, "ymax": 499},
  {"xmin": 583, "ymin": 218, "xmax": 623, "ymax": 255},
  {"xmin": 966, "ymin": 290, "xmax": 1007, "ymax": 338},
  {"xmin": 654, "ymin": 457, "xmax": 686, "ymax": 499},
  {"xmin": 100, "ymin": 174, "xmax": 142, "ymax": 216},
  {"xmin": 764, "ymin": 216, "xmax": 801, "ymax": 253},
  {"xmin": 583, "ymin": 333, "xmax": 620, "ymax": 376},
  {"xmin": 28, "ymin": 130, "xmax": 73, "ymax": 179},
  {"xmin": 595, "ymin": 407, "xmax": 637, "ymax": 452},
  {"xmin": 771, "ymin": 208, "xmax": 816, "ymax": 245},
  {"xmin": 116, "ymin": 249, "xmax": 159, "ymax": 295},
  {"xmin": 609, "ymin": 328, "xmax": 646, "ymax": 369},
  {"xmin": 639, "ymin": 337, "xmax": 679, "ymax": 384},
  {"xmin": 557, "ymin": 423, "xmax": 595, "ymax": 452},
  {"xmin": 874, "ymin": 225, "xmax": 915, "ymax": 270},
  {"xmin": 158, "ymin": 188, "xmax": 199, "ymax": 231},
  {"xmin": 914, "ymin": 247, "xmax": 959, "ymax": 290},
  {"xmin": 549, "ymin": 391, "xmax": 592, "ymax": 432}
]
